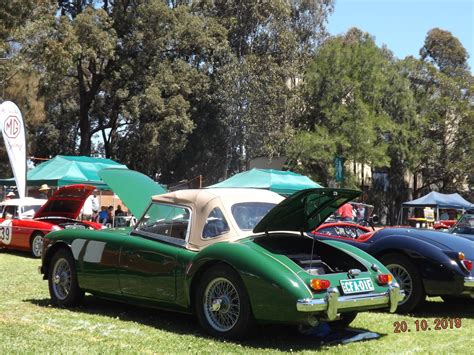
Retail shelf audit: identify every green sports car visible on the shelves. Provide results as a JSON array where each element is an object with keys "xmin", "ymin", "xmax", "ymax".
[{"xmin": 40, "ymin": 169, "xmax": 403, "ymax": 339}]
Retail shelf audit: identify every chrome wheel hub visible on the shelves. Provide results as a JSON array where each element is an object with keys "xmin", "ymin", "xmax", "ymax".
[{"xmin": 211, "ymin": 298, "xmax": 223, "ymax": 312}]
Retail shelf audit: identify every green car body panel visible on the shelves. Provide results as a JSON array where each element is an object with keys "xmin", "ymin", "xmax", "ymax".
[{"xmin": 42, "ymin": 227, "xmax": 395, "ymax": 324}]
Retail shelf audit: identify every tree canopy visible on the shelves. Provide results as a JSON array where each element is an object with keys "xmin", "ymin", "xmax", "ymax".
[{"xmin": 0, "ymin": 1, "xmax": 472, "ymax": 222}]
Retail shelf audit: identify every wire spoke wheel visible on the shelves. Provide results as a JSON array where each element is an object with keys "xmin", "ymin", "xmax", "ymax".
[
  {"xmin": 48, "ymin": 249, "xmax": 84, "ymax": 307},
  {"xmin": 386, "ymin": 263, "xmax": 412, "ymax": 305},
  {"xmin": 51, "ymin": 257, "xmax": 73, "ymax": 301},
  {"xmin": 203, "ymin": 277, "xmax": 241, "ymax": 332},
  {"xmin": 31, "ymin": 233, "xmax": 43, "ymax": 258}
]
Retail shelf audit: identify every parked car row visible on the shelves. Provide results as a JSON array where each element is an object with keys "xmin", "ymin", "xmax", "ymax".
[
  {"xmin": 2, "ymin": 169, "xmax": 472, "ymax": 340},
  {"xmin": 40, "ymin": 171, "xmax": 404, "ymax": 339}
]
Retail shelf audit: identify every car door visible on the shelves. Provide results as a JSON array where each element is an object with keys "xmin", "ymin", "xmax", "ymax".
[
  {"xmin": 73, "ymin": 234, "xmax": 125, "ymax": 295},
  {"xmin": 118, "ymin": 202, "xmax": 191, "ymax": 303},
  {"xmin": 0, "ymin": 205, "xmax": 27, "ymax": 249}
]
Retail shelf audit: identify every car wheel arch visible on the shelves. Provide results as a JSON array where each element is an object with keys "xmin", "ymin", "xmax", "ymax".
[
  {"xmin": 42, "ymin": 242, "xmax": 72, "ymax": 279},
  {"xmin": 374, "ymin": 248, "xmax": 412, "ymax": 262},
  {"xmin": 374, "ymin": 249, "xmax": 427, "ymax": 275},
  {"xmin": 188, "ymin": 260, "xmax": 244, "ymax": 312}
]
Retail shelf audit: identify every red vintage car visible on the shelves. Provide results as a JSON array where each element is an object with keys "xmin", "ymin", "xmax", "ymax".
[{"xmin": 0, "ymin": 184, "xmax": 102, "ymax": 257}]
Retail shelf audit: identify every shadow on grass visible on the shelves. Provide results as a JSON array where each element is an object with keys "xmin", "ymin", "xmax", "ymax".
[
  {"xmin": 25, "ymin": 295, "xmax": 383, "ymax": 351},
  {"xmin": 414, "ymin": 298, "xmax": 474, "ymax": 319},
  {"xmin": 0, "ymin": 248, "xmax": 38, "ymax": 259}
]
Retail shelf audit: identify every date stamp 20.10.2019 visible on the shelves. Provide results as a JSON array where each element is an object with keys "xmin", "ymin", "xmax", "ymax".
[{"xmin": 393, "ymin": 318, "xmax": 462, "ymax": 333}]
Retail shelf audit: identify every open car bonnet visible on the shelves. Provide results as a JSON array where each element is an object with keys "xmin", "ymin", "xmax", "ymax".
[
  {"xmin": 253, "ymin": 188, "xmax": 361, "ymax": 233},
  {"xmin": 98, "ymin": 168, "xmax": 167, "ymax": 218},
  {"xmin": 34, "ymin": 184, "xmax": 95, "ymax": 219}
]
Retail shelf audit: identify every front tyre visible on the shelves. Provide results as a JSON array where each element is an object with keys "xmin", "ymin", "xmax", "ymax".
[
  {"xmin": 195, "ymin": 265, "xmax": 254, "ymax": 339},
  {"xmin": 48, "ymin": 248, "xmax": 84, "ymax": 306},
  {"xmin": 30, "ymin": 232, "xmax": 44, "ymax": 258}
]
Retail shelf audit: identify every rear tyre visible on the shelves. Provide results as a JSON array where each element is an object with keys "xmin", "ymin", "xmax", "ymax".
[
  {"xmin": 48, "ymin": 248, "xmax": 84, "ymax": 306},
  {"xmin": 379, "ymin": 253, "xmax": 425, "ymax": 313},
  {"xmin": 195, "ymin": 265, "xmax": 254, "ymax": 339},
  {"xmin": 30, "ymin": 232, "xmax": 44, "ymax": 258},
  {"xmin": 330, "ymin": 312, "xmax": 358, "ymax": 329}
]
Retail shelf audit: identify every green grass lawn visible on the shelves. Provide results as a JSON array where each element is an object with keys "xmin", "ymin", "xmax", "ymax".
[{"xmin": 0, "ymin": 250, "xmax": 472, "ymax": 354}]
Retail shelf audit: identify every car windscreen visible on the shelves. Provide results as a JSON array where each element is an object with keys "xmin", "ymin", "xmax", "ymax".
[
  {"xmin": 20, "ymin": 205, "xmax": 42, "ymax": 218},
  {"xmin": 231, "ymin": 202, "xmax": 276, "ymax": 231},
  {"xmin": 134, "ymin": 203, "xmax": 191, "ymax": 243},
  {"xmin": 451, "ymin": 214, "xmax": 474, "ymax": 235}
]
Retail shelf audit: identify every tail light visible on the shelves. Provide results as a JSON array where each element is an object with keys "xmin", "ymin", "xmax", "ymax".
[
  {"xmin": 377, "ymin": 274, "xmax": 393, "ymax": 285},
  {"xmin": 310, "ymin": 279, "xmax": 330, "ymax": 291},
  {"xmin": 458, "ymin": 252, "xmax": 472, "ymax": 272},
  {"xmin": 461, "ymin": 260, "xmax": 473, "ymax": 272}
]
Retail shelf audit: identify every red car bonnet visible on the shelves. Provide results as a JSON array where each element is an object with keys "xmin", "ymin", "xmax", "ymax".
[{"xmin": 34, "ymin": 184, "xmax": 95, "ymax": 219}]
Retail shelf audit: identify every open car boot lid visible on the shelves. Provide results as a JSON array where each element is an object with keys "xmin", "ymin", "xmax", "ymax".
[{"xmin": 253, "ymin": 188, "xmax": 361, "ymax": 234}]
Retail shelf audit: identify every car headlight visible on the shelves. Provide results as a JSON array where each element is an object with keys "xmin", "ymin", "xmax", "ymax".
[{"xmin": 51, "ymin": 225, "xmax": 62, "ymax": 232}]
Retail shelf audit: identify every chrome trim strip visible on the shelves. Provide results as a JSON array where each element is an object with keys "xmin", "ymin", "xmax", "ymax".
[
  {"xmin": 464, "ymin": 277, "xmax": 474, "ymax": 288},
  {"xmin": 297, "ymin": 284, "xmax": 404, "ymax": 319}
]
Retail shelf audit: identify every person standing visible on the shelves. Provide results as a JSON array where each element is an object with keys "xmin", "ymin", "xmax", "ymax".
[
  {"xmin": 38, "ymin": 184, "xmax": 51, "ymax": 199},
  {"xmin": 337, "ymin": 203, "xmax": 353, "ymax": 222},
  {"xmin": 90, "ymin": 192, "xmax": 99, "ymax": 221},
  {"xmin": 81, "ymin": 194, "xmax": 94, "ymax": 221}
]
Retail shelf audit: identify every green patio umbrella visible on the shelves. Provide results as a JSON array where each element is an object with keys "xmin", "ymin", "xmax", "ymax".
[
  {"xmin": 208, "ymin": 168, "xmax": 322, "ymax": 196},
  {"xmin": 0, "ymin": 155, "xmax": 128, "ymax": 190}
]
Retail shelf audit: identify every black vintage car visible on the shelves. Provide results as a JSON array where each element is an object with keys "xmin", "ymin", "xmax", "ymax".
[
  {"xmin": 312, "ymin": 225, "xmax": 474, "ymax": 312},
  {"xmin": 450, "ymin": 213, "xmax": 474, "ymax": 241}
]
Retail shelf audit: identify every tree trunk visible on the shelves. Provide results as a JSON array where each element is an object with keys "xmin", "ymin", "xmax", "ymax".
[
  {"xmin": 78, "ymin": 100, "xmax": 91, "ymax": 155},
  {"xmin": 77, "ymin": 60, "xmax": 106, "ymax": 156},
  {"xmin": 413, "ymin": 172, "xmax": 418, "ymax": 199}
]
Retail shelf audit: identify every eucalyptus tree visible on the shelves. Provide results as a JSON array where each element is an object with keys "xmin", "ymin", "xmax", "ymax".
[
  {"xmin": 289, "ymin": 28, "xmax": 419, "ymax": 222},
  {"xmin": 182, "ymin": 0, "xmax": 335, "ymax": 180},
  {"xmin": 402, "ymin": 29, "xmax": 473, "ymax": 197},
  {"xmin": 20, "ymin": 0, "xmax": 228, "ymax": 173},
  {"xmin": 0, "ymin": 0, "xmax": 54, "ymax": 176}
]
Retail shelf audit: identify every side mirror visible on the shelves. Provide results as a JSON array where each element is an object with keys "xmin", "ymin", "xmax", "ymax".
[{"xmin": 370, "ymin": 215, "xmax": 380, "ymax": 224}]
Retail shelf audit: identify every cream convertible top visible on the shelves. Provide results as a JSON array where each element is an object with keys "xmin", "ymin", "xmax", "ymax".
[{"xmin": 150, "ymin": 188, "xmax": 284, "ymax": 250}]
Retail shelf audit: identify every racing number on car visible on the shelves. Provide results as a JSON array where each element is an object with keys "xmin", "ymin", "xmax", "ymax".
[{"xmin": 0, "ymin": 220, "xmax": 13, "ymax": 245}]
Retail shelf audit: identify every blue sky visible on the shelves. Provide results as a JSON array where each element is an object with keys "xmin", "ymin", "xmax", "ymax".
[{"xmin": 327, "ymin": 0, "xmax": 473, "ymax": 71}]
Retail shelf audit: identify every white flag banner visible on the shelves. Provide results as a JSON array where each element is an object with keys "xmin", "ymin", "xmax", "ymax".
[{"xmin": 0, "ymin": 101, "xmax": 27, "ymax": 198}]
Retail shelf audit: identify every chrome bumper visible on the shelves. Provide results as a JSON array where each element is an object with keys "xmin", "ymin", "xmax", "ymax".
[
  {"xmin": 465, "ymin": 277, "xmax": 474, "ymax": 288},
  {"xmin": 297, "ymin": 284, "xmax": 404, "ymax": 320}
]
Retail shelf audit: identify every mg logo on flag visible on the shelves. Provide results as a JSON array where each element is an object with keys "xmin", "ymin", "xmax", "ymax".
[
  {"xmin": 0, "ymin": 101, "xmax": 26, "ymax": 198},
  {"xmin": 3, "ymin": 115, "xmax": 21, "ymax": 138}
]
